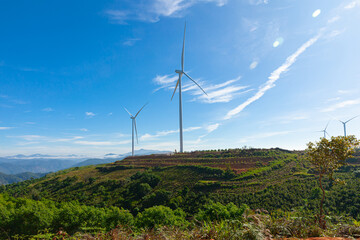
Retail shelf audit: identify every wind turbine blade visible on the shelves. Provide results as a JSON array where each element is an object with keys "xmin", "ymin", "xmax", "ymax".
[
  {"xmin": 181, "ymin": 22, "xmax": 186, "ymax": 71},
  {"xmin": 134, "ymin": 119, "xmax": 138, "ymax": 144},
  {"xmin": 345, "ymin": 115, "xmax": 359, "ymax": 123},
  {"xmin": 135, "ymin": 102, "xmax": 148, "ymax": 118},
  {"xmin": 123, "ymin": 107, "xmax": 133, "ymax": 117},
  {"xmin": 171, "ymin": 77, "xmax": 181, "ymax": 101},
  {"xmin": 324, "ymin": 121, "xmax": 330, "ymax": 131},
  {"xmin": 184, "ymin": 72, "xmax": 208, "ymax": 96},
  {"xmin": 325, "ymin": 131, "xmax": 330, "ymax": 137}
]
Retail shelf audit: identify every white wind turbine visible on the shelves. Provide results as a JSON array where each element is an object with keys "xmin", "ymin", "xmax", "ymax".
[
  {"xmin": 318, "ymin": 121, "xmax": 330, "ymax": 138},
  {"xmin": 124, "ymin": 103, "xmax": 148, "ymax": 156},
  {"xmin": 171, "ymin": 23, "xmax": 208, "ymax": 153},
  {"xmin": 339, "ymin": 115, "xmax": 359, "ymax": 137}
]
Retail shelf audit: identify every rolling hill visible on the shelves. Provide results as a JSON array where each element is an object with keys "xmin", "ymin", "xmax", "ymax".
[
  {"xmin": 2, "ymin": 148, "xmax": 360, "ymax": 217},
  {"xmin": 0, "ymin": 172, "xmax": 46, "ymax": 185}
]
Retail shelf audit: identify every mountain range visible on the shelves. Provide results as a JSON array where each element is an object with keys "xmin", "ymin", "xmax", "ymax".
[{"xmin": 0, "ymin": 149, "xmax": 170, "ymax": 184}]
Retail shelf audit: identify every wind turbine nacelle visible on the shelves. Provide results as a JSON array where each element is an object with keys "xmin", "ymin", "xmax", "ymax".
[{"xmin": 175, "ymin": 70, "xmax": 183, "ymax": 74}]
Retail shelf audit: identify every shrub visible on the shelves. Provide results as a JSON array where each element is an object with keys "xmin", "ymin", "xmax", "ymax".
[
  {"xmin": 195, "ymin": 201, "xmax": 248, "ymax": 222},
  {"xmin": 104, "ymin": 207, "xmax": 134, "ymax": 230},
  {"xmin": 135, "ymin": 205, "xmax": 188, "ymax": 229}
]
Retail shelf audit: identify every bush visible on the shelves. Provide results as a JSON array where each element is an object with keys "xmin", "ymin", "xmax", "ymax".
[
  {"xmin": 135, "ymin": 205, "xmax": 188, "ymax": 229},
  {"xmin": 104, "ymin": 206, "xmax": 134, "ymax": 230},
  {"xmin": 195, "ymin": 201, "xmax": 248, "ymax": 222}
]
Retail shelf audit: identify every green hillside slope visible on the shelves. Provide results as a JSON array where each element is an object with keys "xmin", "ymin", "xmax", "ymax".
[{"xmin": 2, "ymin": 148, "xmax": 360, "ymax": 217}]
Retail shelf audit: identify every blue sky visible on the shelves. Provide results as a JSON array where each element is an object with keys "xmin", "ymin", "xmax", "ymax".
[{"xmin": 1, "ymin": 0, "xmax": 360, "ymax": 157}]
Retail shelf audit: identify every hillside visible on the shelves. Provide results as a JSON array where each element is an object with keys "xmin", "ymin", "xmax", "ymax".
[
  {"xmin": 0, "ymin": 172, "xmax": 46, "ymax": 185},
  {"xmin": 2, "ymin": 148, "xmax": 360, "ymax": 216}
]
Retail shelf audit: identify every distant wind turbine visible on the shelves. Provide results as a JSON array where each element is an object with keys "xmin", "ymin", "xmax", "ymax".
[
  {"xmin": 339, "ymin": 115, "xmax": 358, "ymax": 137},
  {"xmin": 171, "ymin": 23, "xmax": 208, "ymax": 153},
  {"xmin": 318, "ymin": 121, "xmax": 330, "ymax": 138},
  {"xmin": 124, "ymin": 103, "xmax": 148, "ymax": 156}
]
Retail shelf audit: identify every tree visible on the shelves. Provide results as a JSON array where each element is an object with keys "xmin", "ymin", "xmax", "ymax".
[{"xmin": 306, "ymin": 135, "xmax": 359, "ymax": 229}]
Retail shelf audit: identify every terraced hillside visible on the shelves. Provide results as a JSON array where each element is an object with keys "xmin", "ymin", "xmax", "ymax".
[
  {"xmin": 119, "ymin": 148, "xmax": 295, "ymax": 174},
  {"xmin": 2, "ymin": 148, "xmax": 360, "ymax": 217}
]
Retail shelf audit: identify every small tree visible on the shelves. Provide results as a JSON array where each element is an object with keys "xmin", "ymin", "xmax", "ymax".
[{"xmin": 306, "ymin": 135, "xmax": 359, "ymax": 229}]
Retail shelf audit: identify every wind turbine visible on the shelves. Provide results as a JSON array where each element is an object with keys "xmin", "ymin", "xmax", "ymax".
[
  {"xmin": 124, "ymin": 103, "xmax": 148, "ymax": 156},
  {"xmin": 339, "ymin": 115, "xmax": 359, "ymax": 137},
  {"xmin": 171, "ymin": 23, "xmax": 208, "ymax": 153},
  {"xmin": 318, "ymin": 121, "xmax": 330, "ymax": 138}
]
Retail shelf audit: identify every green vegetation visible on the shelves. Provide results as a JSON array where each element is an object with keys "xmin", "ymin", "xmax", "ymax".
[
  {"xmin": 307, "ymin": 135, "xmax": 359, "ymax": 229},
  {"xmin": 0, "ymin": 172, "xmax": 46, "ymax": 185},
  {"xmin": 0, "ymin": 147, "xmax": 360, "ymax": 238}
]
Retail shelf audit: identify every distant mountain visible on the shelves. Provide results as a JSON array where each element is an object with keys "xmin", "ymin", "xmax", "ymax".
[
  {"xmin": 0, "ymin": 172, "xmax": 46, "ymax": 185},
  {"xmin": 72, "ymin": 158, "xmax": 120, "ymax": 168},
  {"xmin": 0, "ymin": 150, "xmax": 171, "ymax": 174},
  {"xmin": 0, "ymin": 159, "xmax": 79, "ymax": 174},
  {"xmin": 72, "ymin": 149, "xmax": 171, "ymax": 168}
]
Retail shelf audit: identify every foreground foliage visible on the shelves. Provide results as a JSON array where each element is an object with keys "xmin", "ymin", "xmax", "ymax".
[
  {"xmin": 1, "ymin": 148, "xmax": 360, "ymax": 239},
  {"xmin": 1, "ymin": 195, "xmax": 359, "ymax": 239}
]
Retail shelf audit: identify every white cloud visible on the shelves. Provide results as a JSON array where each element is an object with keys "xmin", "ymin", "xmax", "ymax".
[
  {"xmin": 326, "ymin": 30, "xmax": 343, "ymax": 39},
  {"xmin": 249, "ymin": 0, "xmax": 269, "ymax": 5},
  {"xmin": 50, "ymin": 136, "xmax": 84, "ymax": 142},
  {"xmin": 344, "ymin": 1, "xmax": 359, "ymax": 9},
  {"xmin": 0, "ymin": 127, "xmax": 13, "ymax": 130},
  {"xmin": 140, "ymin": 126, "xmax": 201, "ymax": 141},
  {"xmin": 338, "ymin": 89, "xmax": 355, "ymax": 95},
  {"xmin": 80, "ymin": 128, "xmax": 89, "ymax": 132},
  {"xmin": 249, "ymin": 61, "xmax": 258, "ymax": 70},
  {"xmin": 328, "ymin": 16, "xmax": 340, "ymax": 23},
  {"xmin": 206, "ymin": 123, "xmax": 220, "ymax": 133},
  {"xmin": 321, "ymin": 99, "xmax": 360, "ymax": 112},
  {"xmin": 106, "ymin": 0, "xmax": 227, "ymax": 24},
  {"xmin": 42, "ymin": 107, "xmax": 54, "ymax": 112},
  {"xmin": 239, "ymin": 131, "xmax": 294, "ymax": 143},
  {"xmin": 224, "ymin": 34, "xmax": 321, "ymax": 120},
  {"xmin": 13, "ymin": 135, "xmax": 44, "ymax": 141},
  {"xmin": 74, "ymin": 140, "xmax": 130, "ymax": 146},
  {"xmin": 153, "ymin": 74, "xmax": 179, "ymax": 92},
  {"xmin": 154, "ymin": 75, "xmax": 249, "ymax": 103},
  {"xmin": 85, "ymin": 112, "xmax": 96, "ymax": 118},
  {"xmin": 123, "ymin": 38, "xmax": 141, "ymax": 46},
  {"xmin": 105, "ymin": 10, "xmax": 129, "ymax": 24}
]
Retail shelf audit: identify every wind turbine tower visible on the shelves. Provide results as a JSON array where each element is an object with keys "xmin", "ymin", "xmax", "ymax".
[
  {"xmin": 171, "ymin": 23, "xmax": 208, "ymax": 153},
  {"xmin": 339, "ymin": 115, "xmax": 358, "ymax": 137},
  {"xmin": 124, "ymin": 103, "xmax": 147, "ymax": 156}
]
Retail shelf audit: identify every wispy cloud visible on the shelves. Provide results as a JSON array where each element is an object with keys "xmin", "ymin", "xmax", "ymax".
[
  {"xmin": 74, "ymin": 140, "xmax": 130, "ymax": 146},
  {"xmin": 249, "ymin": 0, "xmax": 269, "ymax": 5},
  {"xmin": 321, "ymin": 99, "xmax": 360, "ymax": 112},
  {"xmin": 123, "ymin": 38, "xmax": 141, "ymax": 46},
  {"xmin": 224, "ymin": 34, "xmax": 321, "ymax": 120},
  {"xmin": 42, "ymin": 107, "xmax": 54, "ymax": 112},
  {"xmin": 328, "ymin": 16, "xmax": 340, "ymax": 23},
  {"xmin": 50, "ymin": 136, "xmax": 84, "ymax": 142},
  {"xmin": 0, "ymin": 127, "xmax": 13, "ymax": 130},
  {"xmin": 80, "ymin": 128, "xmax": 89, "ymax": 132},
  {"xmin": 152, "ymin": 74, "xmax": 179, "ymax": 93},
  {"xmin": 206, "ymin": 123, "xmax": 220, "ymax": 133},
  {"xmin": 344, "ymin": 0, "xmax": 360, "ymax": 9},
  {"xmin": 249, "ymin": 60, "xmax": 258, "ymax": 70},
  {"xmin": 12, "ymin": 135, "xmax": 44, "ymax": 141},
  {"xmin": 140, "ymin": 126, "xmax": 201, "ymax": 141},
  {"xmin": 238, "ymin": 130, "xmax": 293, "ymax": 143},
  {"xmin": 106, "ymin": 0, "xmax": 227, "ymax": 24},
  {"xmin": 154, "ymin": 75, "xmax": 249, "ymax": 103},
  {"xmin": 85, "ymin": 112, "xmax": 96, "ymax": 118}
]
